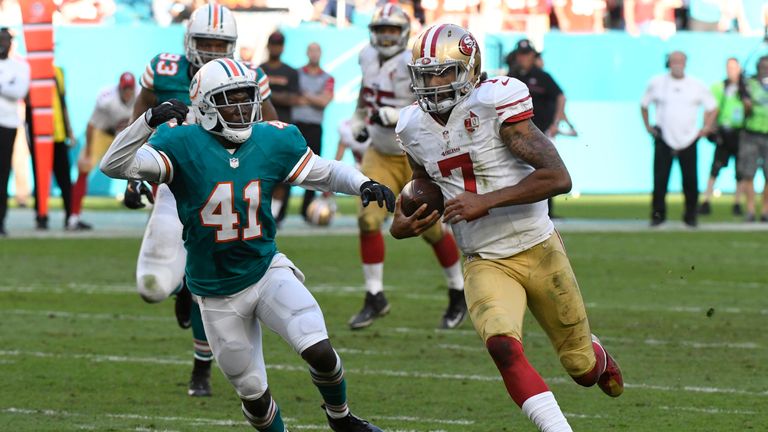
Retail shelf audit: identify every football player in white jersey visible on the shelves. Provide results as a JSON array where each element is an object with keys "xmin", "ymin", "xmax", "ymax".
[
  {"xmin": 69, "ymin": 72, "xmax": 138, "ymax": 231},
  {"xmin": 348, "ymin": 4, "xmax": 467, "ymax": 330},
  {"xmin": 391, "ymin": 24, "xmax": 624, "ymax": 432},
  {"xmin": 124, "ymin": 4, "xmax": 278, "ymax": 397}
]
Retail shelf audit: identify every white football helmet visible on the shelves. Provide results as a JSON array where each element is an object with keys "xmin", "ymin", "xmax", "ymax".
[
  {"xmin": 368, "ymin": 3, "xmax": 410, "ymax": 58},
  {"xmin": 190, "ymin": 58, "xmax": 261, "ymax": 144},
  {"xmin": 305, "ymin": 196, "xmax": 337, "ymax": 226},
  {"xmin": 408, "ymin": 24, "xmax": 482, "ymax": 114},
  {"xmin": 185, "ymin": 4, "xmax": 238, "ymax": 69}
]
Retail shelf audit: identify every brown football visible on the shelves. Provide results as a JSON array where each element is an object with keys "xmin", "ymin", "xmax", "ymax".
[{"xmin": 400, "ymin": 178, "xmax": 445, "ymax": 218}]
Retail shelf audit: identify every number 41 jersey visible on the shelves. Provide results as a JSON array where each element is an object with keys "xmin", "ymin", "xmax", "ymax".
[
  {"xmin": 148, "ymin": 122, "xmax": 315, "ymax": 297},
  {"xmin": 396, "ymin": 77, "xmax": 555, "ymax": 260}
]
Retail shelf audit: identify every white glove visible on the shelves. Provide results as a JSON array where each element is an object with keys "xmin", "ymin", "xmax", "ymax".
[{"xmin": 376, "ymin": 106, "xmax": 399, "ymax": 127}]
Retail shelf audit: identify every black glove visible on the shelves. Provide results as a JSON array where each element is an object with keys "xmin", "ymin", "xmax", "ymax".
[
  {"xmin": 354, "ymin": 126, "xmax": 370, "ymax": 143},
  {"xmin": 144, "ymin": 99, "xmax": 188, "ymax": 128},
  {"xmin": 360, "ymin": 180, "xmax": 395, "ymax": 212},
  {"xmin": 123, "ymin": 180, "xmax": 155, "ymax": 210}
]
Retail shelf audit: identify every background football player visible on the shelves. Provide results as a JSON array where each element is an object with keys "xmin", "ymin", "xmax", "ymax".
[
  {"xmin": 348, "ymin": 4, "xmax": 466, "ymax": 330},
  {"xmin": 127, "ymin": 3, "xmax": 278, "ymax": 397},
  {"xmin": 101, "ymin": 58, "xmax": 390, "ymax": 432},
  {"xmin": 390, "ymin": 24, "xmax": 624, "ymax": 432},
  {"xmin": 69, "ymin": 71, "xmax": 138, "ymax": 230}
]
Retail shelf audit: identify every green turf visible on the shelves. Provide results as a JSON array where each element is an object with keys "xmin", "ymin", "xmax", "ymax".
[
  {"xmin": 15, "ymin": 192, "xmax": 762, "ymax": 223},
  {"xmin": 1, "ymin": 233, "xmax": 767, "ymax": 431}
]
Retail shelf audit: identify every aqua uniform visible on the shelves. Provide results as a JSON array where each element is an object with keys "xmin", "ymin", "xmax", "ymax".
[
  {"xmin": 149, "ymin": 122, "xmax": 313, "ymax": 297},
  {"xmin": 140, "ymin": 53, "xmax": 272, "ymax": 105}
]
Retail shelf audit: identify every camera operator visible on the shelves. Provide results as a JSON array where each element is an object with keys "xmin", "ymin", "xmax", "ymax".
[{"xmin": 737, "ymin": 55, "xmax": 768, "ymax": 222}]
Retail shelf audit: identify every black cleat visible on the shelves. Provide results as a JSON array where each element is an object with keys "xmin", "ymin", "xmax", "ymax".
[
  {"xmin": 35, "ymin": 215, "xmax": 49, "ymax": 231},
  {"xmin": 697, "ymin": 201, "xmax": 711, "ymax": 215},
  {"xmin": 732, "ymin": 203, "xmax": 743, "ymax": 216},
  {"xmin": 175, "ymin": 282, "xmax": 192, "ymax": 329},
  {"xmin": 323, "ymin": 405, "xmax": 383, "ymax": 432},
  {"xmin": 188, "ymin": 359, "xmax": 212, "ymax": 397},
  {"xmin": 348, "ymin": 292, "xmax": 390, "ymax": 330},
  {"xmin": 440, "ymin": 289, "xmax": 468, "ymax": 329}
]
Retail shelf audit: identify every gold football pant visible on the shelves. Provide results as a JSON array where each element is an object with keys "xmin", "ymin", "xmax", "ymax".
[
  {"xmin": 88, "ymin": 128, "xmax": 114, "ymax": 169},
  {"xmin": 463, "ymin": 232, "xmax": 596, "ymax": 377},
  {"xmin": 357, "ymin": 146, "xmax": 442, "ymax": 243}
]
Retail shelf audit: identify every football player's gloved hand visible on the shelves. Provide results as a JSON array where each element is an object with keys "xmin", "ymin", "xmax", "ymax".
[
  {"xmin": 360, "ymin": 180, "xmax": 395, "ymax": 212},
  {"xmin": 123, "ymin": 180, "xmax": 155, "ymax": 209},
  {"xmin": 370, "ymin": 106, "xmax": 399, "ymax": 127},
  {"xmin": 144, "ymin": 99, "xmax": 188, "ymax": 128},
  {"xmin": 349, "ymin": 112, "xmax": 369, "ymax": 143}
]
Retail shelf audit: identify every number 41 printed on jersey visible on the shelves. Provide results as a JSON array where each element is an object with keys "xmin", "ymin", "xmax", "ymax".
[{"xmin": 200, "ymin": 181, "xmax": 262, "ymax": 242}]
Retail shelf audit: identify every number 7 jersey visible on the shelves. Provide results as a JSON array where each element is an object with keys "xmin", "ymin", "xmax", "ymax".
[{"xmin": 396, "ymin": 77, "xmax": 554, "ymax": 259}]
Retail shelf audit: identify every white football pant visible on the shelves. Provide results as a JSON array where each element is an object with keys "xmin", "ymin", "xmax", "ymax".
[
  {"xmin": 135, "ymin": 184, "xmax": 186, "ymax": 303},
  {"xmin": 194, "ymin": 253, "xmax": 329, "ymax": 400}
]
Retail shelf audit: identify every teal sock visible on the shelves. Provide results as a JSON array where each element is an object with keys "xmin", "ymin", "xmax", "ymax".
[
  {"xmin": 310, "ymin": 350, "xmax": 349, "ymax": 419},
  {"xmin": 242, "ymin": 400, "xmax": 286, "ymax": 432},
  {"xmin": 191, "ymin": 302, "xmax": 213, "ymax": 361}
]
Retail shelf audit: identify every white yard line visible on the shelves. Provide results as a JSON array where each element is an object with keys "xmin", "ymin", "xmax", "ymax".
[
  {"xmin": 4, "ymin": 308, "xmax": 764, "ymax": 351},
  {"xmin": 657, "ymin": 405, "xmax": 760, "ymax": 415},
  {"xmin": 2, "ymin": 350, "xmax": 767, "ymax": 398},
  {"xmin": 1, "ymin": 407, "xmax": 457, "ymax": 431}
]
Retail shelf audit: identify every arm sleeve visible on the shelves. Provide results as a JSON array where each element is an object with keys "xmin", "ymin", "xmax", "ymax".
[
  {"xmin": 140, "ymin": 58, "xmax": 156, "ymax": 91},
  {"xmin": 297, "ymin": 156, "xmax": 370, "ymax": 195},
  {"xmin": 258, "ymin": 69, "xmax": 272, "ymax": 100},
  {"xmin": 99, "ymin": 115, "xmax": 171, "ymax": 183},
  {"xmin": 493, "ymin": 80, "xmax": 535, "ymax": 123},
  {"xmin": 0, "ymin": 61, "xmax": 31, "ymax": 100},
  {"xmin": 88, "ymin": 92, "xmax": 111, "ymax": 129},
  {"xmin": 641, "ymin": 78, "xmax": 657, "ymax": 108}
]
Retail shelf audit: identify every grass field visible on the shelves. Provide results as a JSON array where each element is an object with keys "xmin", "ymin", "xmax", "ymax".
[
  {"xmin": 2, "ymin": 231, "xmax": 767, "ymax": 431},
  {"xmin": 26, "ymin": 192, "xmax": 762, "ymax": 223}
]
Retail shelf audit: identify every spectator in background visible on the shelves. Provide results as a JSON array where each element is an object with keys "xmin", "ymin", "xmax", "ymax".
[
  {"xmin": 641, "ymin": 51, "xmax": 717, "ymax": 227},
  {"xmin": 699, "ymin": 58, "xmax": 746, "ymax": 217},
  {"xmin": 687, "ymin": 0, "xmax": 721, "ymax": 31},
  {"xmin": 259, "ymin": 30, "xmax": 299, "ymax": 226},
  {"xmin": 29, "ymin": 65, "xmax": 77, "ymax": 231},
  {"xmin": 624, "ymin": 0, "xmax": 681, "ymax": 37},
  {"xmin": 552, "ymin": 0, "xmax": 606, "ymax": 33},
  {"xmin": 69, "ymin": 72, "xmax": 138, "ymax": 230},
  {"xmin": 737, "ymin": 56, "xmax": 768, "ymax": 222},
  {"xmin": 0, "ymin": 27, "xmax": 29, "ymax": 237},
  {"xmin": 508, "ymin": 39, "xmax": 567, "ymax": 218},
  {"xmin": 292, "ymin": 42, "xmax": 334, "ymax": 220},
  {"xmin": 499, "ymin": 0, "xmax": 550, "ymax": 32}
]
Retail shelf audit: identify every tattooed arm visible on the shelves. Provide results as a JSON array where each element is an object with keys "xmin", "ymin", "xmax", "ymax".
[{"xmin": 442, "ymin": 120, "xmax": 572, "ymax": 223}]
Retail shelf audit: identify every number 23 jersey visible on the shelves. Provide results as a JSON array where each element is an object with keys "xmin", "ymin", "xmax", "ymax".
[
  {"xmin": 396, "ymin": 77, "xmax": 554, "ymax": 259},
  {"xmin": 148, "ymin": 122, "xmax": 314, "ymax": 297}
]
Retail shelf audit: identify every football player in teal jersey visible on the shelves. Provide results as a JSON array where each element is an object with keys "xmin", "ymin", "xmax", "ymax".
[
  {"xmin": 127, "ymin": 4, "xmax": 279, "ymax": 397},
  {"xmin": 101, "ymin": 59, "xmax": 392, "ymax": 432}
]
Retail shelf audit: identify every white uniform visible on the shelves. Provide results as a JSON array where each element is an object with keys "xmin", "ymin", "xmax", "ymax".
[
  {"xmin": 397, "ymin": 77, "xmax": 554, "ymax": 259},
  {"xmin": 359, "ymin": 45, "xmax": 415, "ymax": 155},
  {"xmin": 89, "ymin": 84, "xmax": 138, "ymax": 133}
]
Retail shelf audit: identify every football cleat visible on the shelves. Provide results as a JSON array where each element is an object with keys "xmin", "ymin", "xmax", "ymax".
[
  {"xmin": 323, "ymin": 405, "xmax": 383, "ymax": 432},
  {"xmin": 175, "ymin": 282, "xmax": 192, "ymax": 329},
  {"xmin": 592, "ymin": 334, "xmax": 624, "ymax": 397},
  {"xmin": 348, "ymin": 292, "xmax": 390, "ymax": 330},
  {"xmin": 440, "ymin": 289, "xmax": 468, "ymax": 329},
  {"xmin": 188, "ymin": 361, "xmax": 212, "ymax": 397}
]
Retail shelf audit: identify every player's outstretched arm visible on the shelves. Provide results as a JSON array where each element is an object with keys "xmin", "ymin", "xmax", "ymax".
[
  {"xmin": 100, "ymin": 100, "xmax": 187, "ymax": 183},
  {"xmin": 296, "ymin": 156, "xmax": 395, "ymax": 211}
]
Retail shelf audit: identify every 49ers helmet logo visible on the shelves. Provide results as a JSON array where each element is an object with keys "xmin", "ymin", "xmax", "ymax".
[{"xmin": 458, "ymin": 34, "xmax": 476, "ymax": 56}]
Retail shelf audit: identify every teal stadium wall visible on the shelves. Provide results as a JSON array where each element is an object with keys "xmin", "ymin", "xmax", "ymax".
[{"xmin": 13, "ymin": 24, "xmax": 767, "ymax": 196}]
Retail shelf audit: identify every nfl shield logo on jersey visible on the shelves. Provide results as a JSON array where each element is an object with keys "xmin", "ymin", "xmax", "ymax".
[
  {"xmin": 229, "ymin": 157, "xmax": 239, "ymax": 169},
  {"xmin": 464, "ymin": 111, "xmax": 479, "ymax": 133}
]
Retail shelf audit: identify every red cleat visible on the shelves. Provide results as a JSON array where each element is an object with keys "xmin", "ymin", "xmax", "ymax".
[{"xmin": 592, "ymin": 334, "xmax": 624, "ymax": 397}]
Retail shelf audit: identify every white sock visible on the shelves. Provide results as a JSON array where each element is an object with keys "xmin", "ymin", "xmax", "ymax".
[
  {"xmin": 521, "ymin": 391, "xmax": 572, "ymax": 432},
  {"xmin": 271, "ymin": 199, "xmax": 284, "ymax": 218},
  {"xmin": 362, "ymin": 263, "xmax": 383, "ymax": 295},
  {"xmin": 443, "ymin": 261, "xmax": 464, "ymax": 291}
]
